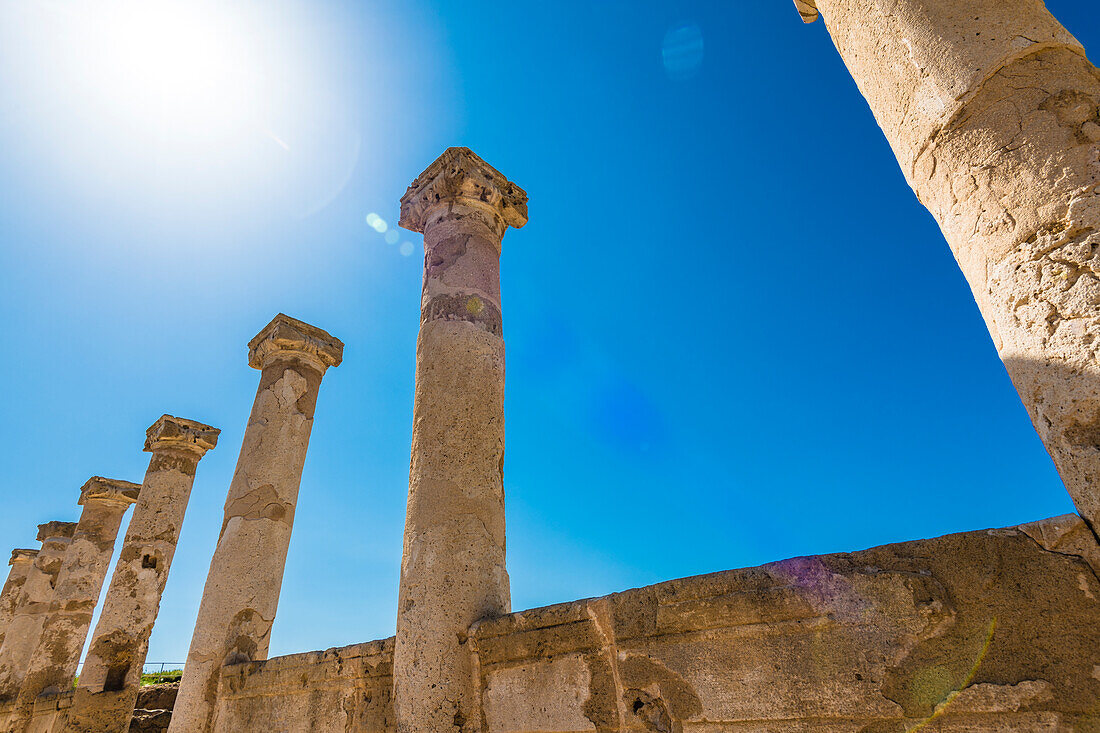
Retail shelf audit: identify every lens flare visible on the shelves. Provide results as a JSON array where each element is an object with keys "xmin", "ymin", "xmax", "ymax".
[{"xmin": 662, "ymin": 23, "xmax": 704, "ymax": 80}]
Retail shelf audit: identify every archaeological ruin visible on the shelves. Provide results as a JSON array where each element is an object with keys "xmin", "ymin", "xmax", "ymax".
[{"xmin": 1, "ymin": 0, "xmax": 1098, "ymax": 729}]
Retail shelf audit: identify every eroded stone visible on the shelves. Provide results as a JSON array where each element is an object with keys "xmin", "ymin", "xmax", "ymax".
[
  {"xmin": 0, "ymin": 551, "xmax": 38, "ymax": 656},
  {"xmin": 800, "ymin": 0, "xmax": 1100, "ymax": 533},
  {"xmin": 169, "ymin": 316, "xmax": 340, "ymax": 733},
  {"xmin": 393, "ymin": 147, "xmax": 527, "ymax": 733},
  {"xmin": 66, "ymin": 418, "xmax": 218, "ymax": 733},
  {"xmin": 8, "ymin": 478, "xmax": 140, "ymax": 731},
  {"xmin": 0, "ymin": 523, "xmax": 76, "ymax": 703}
]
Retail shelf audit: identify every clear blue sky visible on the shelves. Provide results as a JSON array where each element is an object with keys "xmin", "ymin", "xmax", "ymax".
[{"xmin": 0, "ymin": 0, "xmax": 1095, "ymax": 664}]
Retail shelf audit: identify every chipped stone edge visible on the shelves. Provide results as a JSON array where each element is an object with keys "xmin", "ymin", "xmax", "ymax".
[
  {"xmin": 8, "ymin": 550, "xmax": 37, "ymax": 566},
  {"xmin": 35, "ymin": 522, "xmax": 76, "ymax": 542},
  {"xmin": 1017, "ymin": 513, "xmax": 1100, "ymax": 580},
  {"xmin": 247, "ymin": 314, "xmax": 344, "ymax": 374},
  {"xmin": 144, "ymin": 415, "xmax": 221, "ymax": 456},
  {"xmin": 794, "ymin": 0, "xmax": 818, "ymax": 23},
  {"xmin": 399, "ymin": 146, "xmax": 529, "ymax": 233},
  {"xmin": 78, "ymin": 476, "xmax": 141, "ymax": 506}
]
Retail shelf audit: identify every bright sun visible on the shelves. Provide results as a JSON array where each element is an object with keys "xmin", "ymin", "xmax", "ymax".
[{"xmin": 0, "ymin": 0, "xmax": 363, "ymax": 220}]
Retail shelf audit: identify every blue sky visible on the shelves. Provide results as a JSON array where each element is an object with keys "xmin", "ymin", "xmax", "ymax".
[{"xmin": 0, "ymin": 0, "xmax": 1096, "ymax": 664}]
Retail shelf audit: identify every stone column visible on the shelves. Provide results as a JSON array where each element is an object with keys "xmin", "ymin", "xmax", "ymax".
[
  {"xmin": 392, "ymin": 147, "xmax": 528, "ymax": 732},
  {"xmin": 169, "ymin": 314, "xmax": 343, "ymax": 733},
  {"xmin": 796, "ymin": 0, "xmax": 1100, "ymax": 530},
  {"xmin": 0, "ymin": 552, "xmax": 38, "ymax": 654},
  {"xmin": 66, "ymin": 417, "xmax": 219, "ymax": 733},
  {"xmin": 7, "ymin": 479, "xmax": 140, "ymax": 728},
  {"xmin": 0, "ymin": 522, "xmax": 76, "ymax": 702}
]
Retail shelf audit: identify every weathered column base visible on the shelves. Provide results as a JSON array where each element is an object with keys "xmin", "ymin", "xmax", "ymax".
[{"xmin": 66, "ymin": 689, "xmax": 135, "ymax": 733}]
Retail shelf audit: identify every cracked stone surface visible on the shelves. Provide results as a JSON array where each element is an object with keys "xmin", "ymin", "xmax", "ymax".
[
  {"xmin": 801, "ymin": 0, "xmax": 1100, "ymax": 532},
  {"xmin": 393, "ymin": 147, "xmax": 527, "ymax": 733},
  {"xmin": 0, "ymin": 523, "xmax": 75, "ymax": 704},
  {"xmin": 7, "ymin": 478, "xmax": 140, "ymax": 732},
  {"xmin": 0, "ymin": 551, "xmax": 37, "ymax": 656},
  {"xmin": 204, "ymin": 518, "xmax": 1100, "ymax": 732},
  {"xmin": 169, "ymin": 315, "xmax": 341, "ymax": 733},
  {"xmin": 66, "ymin": 417, "xmax": 218, "ymax": 733}
]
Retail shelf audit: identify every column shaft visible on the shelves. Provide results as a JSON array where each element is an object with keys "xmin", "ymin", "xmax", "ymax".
[
  {"xmin": 169, "ymin": 315, "xmax": 341, "ymax": 733},
  {"xmin": 66, "ymin": 417, "xmax": 218, "ymax": 733},
  {"xmin": 0, "ymin": 552, "xmax": 37, "ymax": 654},
  {"xmin": 7, "ymin": 479, "xmax": 139, "ymax": 731},
  {"xmin": 805, "ymin": 0, "xmax": 1100, "ymax": 528},
  {"xmin": 393, "ymin": 147, "xmax": 528, "ymax": 733},
  {"xmin": 0, "ymin": 523, "xmax": 76, "ymax": 702}
]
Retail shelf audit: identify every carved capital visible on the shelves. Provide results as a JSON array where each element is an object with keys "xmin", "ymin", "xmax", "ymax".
[
  {"xmin": 36, "ymin": 522, "xmax": 76, "ymax": 543},
  {"xmin": 79, "ymin": 477, "xmax": 142, "ymax": 506},
  {"xmin": 399, "ymin": 147, "xmax": 528, "ymax": 234},
  {"xmin": 144, "ymin": 415, "xmax": 221, "ymax": 457},
  {"xmin": 9, "ymin": 549, "xmax": 37, "ymax": 566},
  {"xmin": 247, "ymin": 314, "xmax": 344, "ymax": 374},
  {"xmin": 794, "ymin": 0, "xmax": 818, "ymax": 23}
]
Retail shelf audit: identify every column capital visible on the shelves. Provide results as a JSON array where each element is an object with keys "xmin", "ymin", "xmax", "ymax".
[
  {"xmin": 144, "ymin": 415, "xmax": 221, "ymax": 457},
  {"xmin": 79, "ymin": 477, "xmax": 141, "ymax": 507},
  {"xmin": 37, "ymin": 522, "xmax": 76, "ymax": 542},
  {"xmin": 247, "ymin": 314, "xmax": 344, "ymax": 373},
  {"xmin": 9, "ymin": 550, "xmax": 37, "ymax": 566},
  {"xmin": 794, "ymin": 0, "xmax": 818, "ymax": 23},
  {"xmin": 399, "ymin": 147, "xmax": 528, "ymax": 234}
]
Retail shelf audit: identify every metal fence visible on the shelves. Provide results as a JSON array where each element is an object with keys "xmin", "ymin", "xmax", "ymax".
[
  {"xmin": 141, "ymin": 662, "xmax": 185, "ymax": 675},
  {"xmin": 74, "ymin": 662, "xmax": 185, "ymax": 675}
]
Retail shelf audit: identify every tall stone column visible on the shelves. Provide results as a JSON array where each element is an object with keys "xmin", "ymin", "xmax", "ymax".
[
  {"xmin": 9, "ymin": 478, "xmax": 140, "ymax": 728},
  {"xmin": 0, "ymin": 552, "xmax": 38, "ymax": 654},
  {"xmin": 0, "ymin": 522, "xmax": 76, "ymax": 702},
  {"xmin": 796, "ymin": 0, "xmax": 1100, "ymax": 530},
  {"xmin": 66, "ymin": 417, "xmax": 219, "ymax": 733},
  {"xmin": 169, "ymin": 314, "xmax": 343, "ymax": 733},
  {"xmin": 393, "ymin": 147, "xmax": 528, "ymax": 732}
]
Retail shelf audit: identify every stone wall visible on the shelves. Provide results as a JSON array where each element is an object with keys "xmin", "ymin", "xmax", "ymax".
[{"xmin": 209, "ymin": 516, "xmax": 1100, "ymax": 732}]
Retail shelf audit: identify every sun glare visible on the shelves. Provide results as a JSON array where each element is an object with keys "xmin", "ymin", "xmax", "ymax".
[
  {"xmin": 0, "ymin": 0, "xmax": 363, "ymax": 222},
  {"xmin": 86, "ymin": 0, "xmax": 257, "ymax": 138}
]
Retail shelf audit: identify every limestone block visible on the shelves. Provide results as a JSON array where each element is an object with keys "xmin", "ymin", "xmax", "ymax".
[
  {"xmin": 211, "ymin": 640, "xmax": 393, "ymax": 733},
  {"xmin": 206, "ymin": 520, "xmax": 1099, "ymax": 732}
]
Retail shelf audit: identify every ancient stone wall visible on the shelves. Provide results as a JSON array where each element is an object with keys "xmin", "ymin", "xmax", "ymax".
[{"xmin": 207, "ymin": 516, "xmax": 1100, "ymax": 732}]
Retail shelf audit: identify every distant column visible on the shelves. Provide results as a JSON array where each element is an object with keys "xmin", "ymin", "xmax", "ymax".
[
  {"xmin": 66, "ymin": 417, "xmax": 219, "ymax": 733},
  {"xmin": 10, "ymin": 478, "xmax": 140, "ymax": 726},
  {"xmin": 0, "ymin": 552, "xmax": 38, "ymax": 653},
  {"xmin": 169, "ymin": 315, "xmax": 343, "ymax": 733},
  {"xmin": 393, "ymin": 147, "xmax": 528, "ymax": 732},
  {"xmin": 0, "ymin": 522, "xmax": 76, "ymax": 702}
]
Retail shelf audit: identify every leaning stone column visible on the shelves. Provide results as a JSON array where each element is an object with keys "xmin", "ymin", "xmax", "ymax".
[
  {"xmin": 796, "ymin": 0, "xmax": 1100, "ymax": 529},
  {"xmin": 169, "ymin": 315, "xmax": 343, "ymax": 733},
  {"xmin": 66, "ymin": 417, "xmax": 219, "ymax": 733},
  {"xmin": 0, "ymin": 552, "xmax": 37, "ymax": 654},
  {"xmin": 9, "ymin": 478, "xmax": 140, "ymax": 728},
  {"xmin": 393, "ymin": 147, "xmax": 528, "ymax": 732},
  {"xmin": 0, "ymin": 522, "xmax": 76, "ymax": 702}
]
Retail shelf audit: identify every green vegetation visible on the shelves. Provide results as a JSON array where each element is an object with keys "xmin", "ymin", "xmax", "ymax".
[
  {"xmin": 141, "ymin": 669, "xmax": 182, "ymax": 685},
  {"xmin": 73, "ymin": 668, "xmax": 184, "ymax": 688}
]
